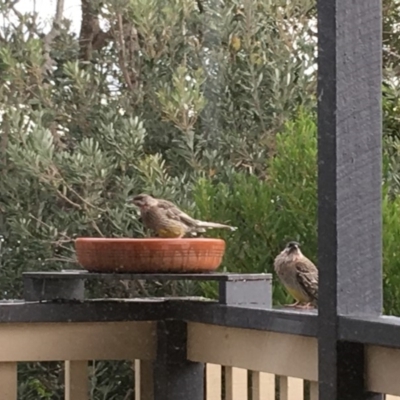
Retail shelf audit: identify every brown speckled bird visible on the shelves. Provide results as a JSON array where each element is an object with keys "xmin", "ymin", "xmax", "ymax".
[
  {"xmin": 274, "ymin": 241, "xmax": 318, "ymax": 309},
  {"xmin": 132, "ymin": 194, "xmax": 237, "ymax": 238}
]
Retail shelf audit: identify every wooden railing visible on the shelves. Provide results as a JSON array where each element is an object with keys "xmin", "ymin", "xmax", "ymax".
[
  {"xmin": 1, "ymin": 317, "xmax": 400, "ymax": 399},
  {"xmin": 188, "ymin": 322, "xmax": 318, "ymax": 400},
  {"xmin": 0, "ymin": 321, "xmax": 156, "ymax": 400},
  {"xmin": 0, "ymin": 0, "xmax": 384, "ymax": 396},
  {"xmin": 188, "ymin": 322, "xmax": 400, "ymax": 400}
]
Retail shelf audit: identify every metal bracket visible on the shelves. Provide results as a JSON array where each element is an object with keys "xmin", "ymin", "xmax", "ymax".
[{"xmin": 23, "ymin": 271, "xmax": 272, "ymax": 306}]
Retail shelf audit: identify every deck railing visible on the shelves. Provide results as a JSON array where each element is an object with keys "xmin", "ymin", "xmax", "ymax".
[
  {"xmin": 0, "ymin": 0, "xmax": 386, "ymax": 397},
  {"xmin": 0, "ymin": 300, "xmax": 399, "ymax": 400}
]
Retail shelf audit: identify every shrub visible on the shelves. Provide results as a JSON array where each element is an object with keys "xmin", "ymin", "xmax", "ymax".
[
  {"xmin": 194, "ymin": 109, "xmax": 317, "ymax": 305},
  {"xmin": 195, "ymin": 110, "xmax": 400, "ymax": 314}
]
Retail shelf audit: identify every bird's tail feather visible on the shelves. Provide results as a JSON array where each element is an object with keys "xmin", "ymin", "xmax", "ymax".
[{"xmin": 196, "ymin": 220, "xmax": 237, "ymax": 231}]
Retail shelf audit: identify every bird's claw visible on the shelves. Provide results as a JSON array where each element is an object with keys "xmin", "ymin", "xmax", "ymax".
[
  {"xmin": 284, "ymin": 302, "xmax": 315, "ymax": 309},
  {"xmin": 296, "ymin": 303, "xmax": 315, "ymax": 309},
  {"xmin": 284, "ymin": 301, "xmax": 300, "ymax": 308}
]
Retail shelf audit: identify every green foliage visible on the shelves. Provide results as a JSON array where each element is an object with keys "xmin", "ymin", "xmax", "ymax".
[
  {"xmin": 0, "ymin": 0, "xmax": 400, "ymax": 398},
  {"xmin": 0, "ymin": 0, "xmax": 317, "ymax": 299},
  {"xmin": 0, "ymin": 0, "xmax": 316, "ymax": 397},
  {"xmin": 383, "ymin": 187, "xmax": 400, "ymax": 315},
  {"xmin": 383, "ymin": 81, "xmax": 400, "ymax": 195},
  {"xmin": 383, "ymin": 0, "xmax": 400, "ymax": 74},
  {"xmin": 382, "ymin": 83, "xmax": 400, "ymax": 316},
  {"xmin": 17, "ymin": 363, "xmax": 63, "ymax": 400},
  {"xmin": 17, "ymin": 361, "xmax": 133, "ymax": 400},
  {"xmin": 194, "ymin": 109, "xmax": 317, "ymax": 305},
  {"xmin": 0, "ymin": 106, "xmax": 188, "ymax": 297},
  {"xmin": 195, "ymin": 109, "xmax": 400, "ymax": 315}
]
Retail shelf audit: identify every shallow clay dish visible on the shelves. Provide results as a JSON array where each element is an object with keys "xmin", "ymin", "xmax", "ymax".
[{"xmin": 75, "ymin": 238, "xmax": 226, "ymax": 273}]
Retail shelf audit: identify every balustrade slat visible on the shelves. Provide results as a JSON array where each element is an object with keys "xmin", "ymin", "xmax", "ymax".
[
  {"xmin": 0, "ymin": 362, "xmax": 17, "ymax": 400},
  {"xmin": 206, "ymin": 363, "xmax": 222, "ymax": 400},
  {"xmin": 225, "ymin": 367, "xmax": 248, "ymax": 400},
  {"xmin": 135, "ymin": 359, "xmax": 154, "ymax": 400},
  {"xmin": 310, "ymin": 381, "xmax": 318, "ymax": 400},
  {"xmin": 279, "ymin": 376, "xmax": 303, "ymax": 400},
  {"xmin": 65, "ymin": 360, "xmax": 88, "ymax": 400},
  {"xmin": 252, "ymin": 371, "xmax": 275, "ymax": 400}
]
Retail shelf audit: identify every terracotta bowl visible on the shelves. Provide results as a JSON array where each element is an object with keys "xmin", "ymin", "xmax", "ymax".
[{"xmin": 75, "ymin": 237, "xmax": 226, "ymax": 273}]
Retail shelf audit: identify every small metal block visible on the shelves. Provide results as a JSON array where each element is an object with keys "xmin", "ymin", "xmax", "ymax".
[
  {"xmin": 218, "ymin": 277, "xmax": 272, "ymax": 308},
  {"xmin": 23, "ymin": 277, "xmax": 85, "ymax": 302}
]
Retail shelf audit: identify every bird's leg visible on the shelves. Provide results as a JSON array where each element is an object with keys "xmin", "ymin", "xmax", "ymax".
[
  {"xmin": 296, "ymin": 303, "xmax": 315, "ymax": 309},
  {"xmin": 284, "ymin": 300, "xmax": 300, "ymax": 308}
]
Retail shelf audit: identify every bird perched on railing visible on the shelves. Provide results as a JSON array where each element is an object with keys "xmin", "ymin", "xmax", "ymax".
[
  {"xmin": 273, "ymin": 241, "xmax": 318, "ymax": 309},
  {"xmin": 131, "ymin": 194, "xmax": 237, "ymax": 238}
]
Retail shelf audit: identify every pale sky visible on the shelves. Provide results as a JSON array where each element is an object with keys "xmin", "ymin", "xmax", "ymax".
[
  {"xmin": 5, "ymin": 0, "xmax": 316, "ymax": 76},
  {"xmin": 15, "ymin": 0, "xmax": 81, "ymax": 34}
]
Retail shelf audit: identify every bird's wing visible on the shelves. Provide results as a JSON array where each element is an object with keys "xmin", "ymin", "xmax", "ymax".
[
  {"xmin": 295, "ymin": 259, "xmax": 319, "ymax": 302},
  {"xmin": 156, "ymin": 199, "xmax": 198, "ymax": 227}
]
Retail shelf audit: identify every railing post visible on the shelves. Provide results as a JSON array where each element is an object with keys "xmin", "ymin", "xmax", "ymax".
[
  {"xmin": 153, "ymin": 320, "xmax": 204, "ymax": 400},
  {"xmin": 317, "ymin": 0, "xmax": 383, "ymax": 399}
]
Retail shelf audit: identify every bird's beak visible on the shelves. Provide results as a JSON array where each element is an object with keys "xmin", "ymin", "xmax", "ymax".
[{"xmin": 126, "ymin": 196, "xmax": 138, "ymax": 208}]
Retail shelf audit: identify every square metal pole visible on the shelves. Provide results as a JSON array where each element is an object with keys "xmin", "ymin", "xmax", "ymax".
[
  {"xmin": 153, "ymin": 320, "xmax": 204, "ymax": 400},
  {"xmin": 317, "ymin": 0, "xmax": 383, "ymax": 399}
]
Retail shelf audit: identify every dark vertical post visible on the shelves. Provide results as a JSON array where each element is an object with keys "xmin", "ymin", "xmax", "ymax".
[
  {"xmin": 153, "ymin": 320, "xmax": 204, "ymax": 400},
  {"xmin": 317, "ymin": 0, "xmax": 382, "ymax": 399}
]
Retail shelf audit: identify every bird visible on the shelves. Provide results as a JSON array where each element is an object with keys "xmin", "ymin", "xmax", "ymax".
[
  {"xmin": 273, "ymin": 241, "xmax": 318, "ymax": 309},
  {"xmin": 131, "ymin": 194, "xmax": 237, "ymax": 238}
]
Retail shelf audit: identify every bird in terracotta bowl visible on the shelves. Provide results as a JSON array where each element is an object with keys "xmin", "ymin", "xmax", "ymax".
[{"xmin": 130, "ymin": 193, "xmax": 237, "ymax": 239}]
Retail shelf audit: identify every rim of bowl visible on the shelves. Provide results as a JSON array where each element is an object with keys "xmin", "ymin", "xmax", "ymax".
[{"xmin": 75, "ymin": 237, "xmax": 226, "ymax": 244}]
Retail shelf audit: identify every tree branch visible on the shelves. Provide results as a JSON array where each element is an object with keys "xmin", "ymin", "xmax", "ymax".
[
  {"xmin": 9, "ymin": 0, "xmax": 64, "ymax": 74},
  {"xmin": 42, "ymin": 0, "xmax": 65, "ymax": 73},
  {"xmin": 196, "ymin": 0, "xmax": 204, "ymax": 13},
  {"xmin": 79, "ymin": 0, "xmax": 113, "ymax": 61},
  {"xmin": 115, "ymin": 13, "xmax": 137, "ymax": 92}
]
